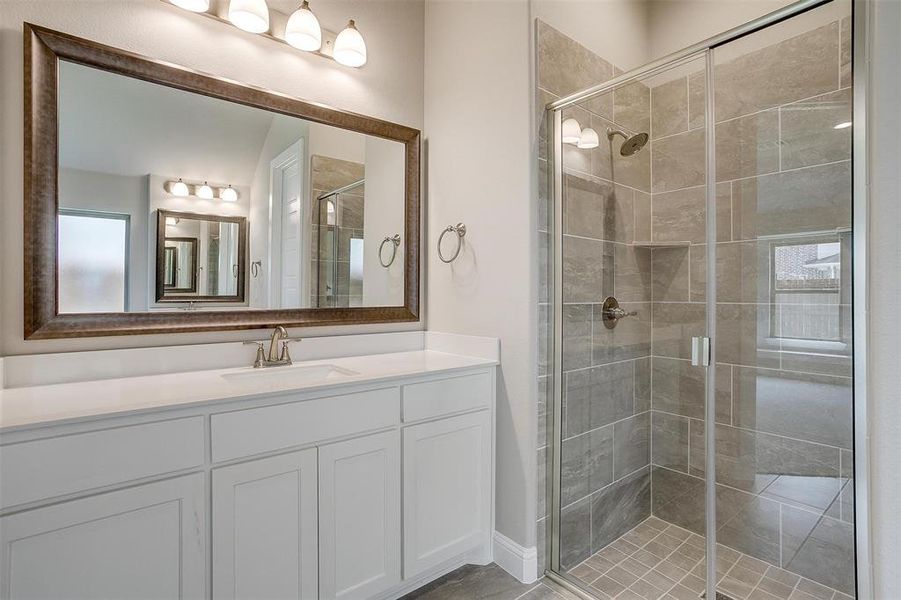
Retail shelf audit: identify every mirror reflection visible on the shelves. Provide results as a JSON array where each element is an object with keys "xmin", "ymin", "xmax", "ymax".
[{"xmin": 57, "ymin": 59, "xmax": 406, "ymax": 313}]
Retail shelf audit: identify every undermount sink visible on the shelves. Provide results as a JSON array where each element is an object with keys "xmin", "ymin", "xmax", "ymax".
[{"xmin": 222, "ymin": 363, "xmax": 359, "ymax": 385}]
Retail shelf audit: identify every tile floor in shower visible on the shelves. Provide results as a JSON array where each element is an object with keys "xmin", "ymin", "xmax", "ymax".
[{"xmin": 567, "ymin": 517, "xmax": 853, "ymax": 600}]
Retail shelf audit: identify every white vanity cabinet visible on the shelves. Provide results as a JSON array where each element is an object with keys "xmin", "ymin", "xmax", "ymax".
[
  {"xmin": 212, "ymin": 449, "xmax": 320, "ymax": 600},
  {"xmin": 0, "ymin": 474, "xmax": 206, "ymax": 600},
  {"xmin": 0, "ymin": 363, "xmax": 496, "ymax": 600}
]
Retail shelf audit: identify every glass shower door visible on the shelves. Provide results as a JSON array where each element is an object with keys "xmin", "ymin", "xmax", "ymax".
[
  {"xmin": 548, "ymin": 52, "xmax": 716, "ymax": 598},
  {"xmin": 708, "ymin": 3, "xmax": 856, "ymax": 597}
]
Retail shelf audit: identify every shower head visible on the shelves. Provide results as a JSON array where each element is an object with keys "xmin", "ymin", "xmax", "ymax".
[{"xmin": 606, "ymin": 127, "xmax": 649, "ymax": 156}]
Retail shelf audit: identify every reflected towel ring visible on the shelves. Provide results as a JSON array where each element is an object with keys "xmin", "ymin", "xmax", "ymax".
[
  {"xmin": 438, "ymin": 223, "xmax": 467, "ymax": 263},
  {"xmin": 379, "ymin": 234, "xmax": 401, "ymax": 268},
  {"xmin": 251, "ymin": 260, "xmax": 262, "ymax": 278}
]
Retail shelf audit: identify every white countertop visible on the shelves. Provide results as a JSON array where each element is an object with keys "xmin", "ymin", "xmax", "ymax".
[{"xmin": 0, "ymin": 350, "xmax": 497, "ymax": 432}]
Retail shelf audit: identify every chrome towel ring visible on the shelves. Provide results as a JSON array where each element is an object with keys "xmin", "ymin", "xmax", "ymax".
[
  {"xmin": 379, "ymin": 234, "xmax": 401, "ymax": 268},
  {"xmin": 438, "ymin": 223, "xmax": 467, "ymax": 263}
]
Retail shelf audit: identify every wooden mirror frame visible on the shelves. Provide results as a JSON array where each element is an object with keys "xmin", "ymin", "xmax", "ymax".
[
  {"xmin": 156, "ymin": 211, "xmax": 247, "ymax": 303},
  {"xmin": 24, "ymin": 24, "xmax": 420, "ymax": 339}
]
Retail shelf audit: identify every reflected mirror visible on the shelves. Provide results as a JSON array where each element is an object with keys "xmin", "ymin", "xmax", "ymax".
[{"xmin": 56, "ymin": 59, "xmax": 407, "ymax": 313}]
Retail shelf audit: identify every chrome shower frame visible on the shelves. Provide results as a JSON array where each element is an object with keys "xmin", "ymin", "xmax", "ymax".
[{"xmin": 543, "ymin": 0, "xmax": 871, "ymax": 598}]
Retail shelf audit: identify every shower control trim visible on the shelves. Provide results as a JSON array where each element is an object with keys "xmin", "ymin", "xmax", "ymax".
[{"xmin": 601, "ymin": 296, "xmax": 637, "ymax": 329}]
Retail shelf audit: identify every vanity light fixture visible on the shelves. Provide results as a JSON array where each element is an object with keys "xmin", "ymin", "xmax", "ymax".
[
  {"xmin": 834, "ymin": 121, "xmax": 852, "ymax": 129},
  {"xmin": 220, "ymin": 185, "xmax": 239, "ymax": 202},
  {"xmin": 285, "ymin": 1, "xmax": 322, "ymax": 52},
  {"xmin": 228, "ymin": 0, "xmax": 270, "ymax": 33},
  {"xmin": 333, "ymin": 20, "xmax": 367, "ymax": 67},
  {"xmin": 169, "ymin": 0, "xmax": 210, "ymax": 11},
  {"xmin": 578, "ymin": 127, "xmax": 599, "ymax": 149},
  {"xmin": 164, "ymin": 0, "xmax": 367, "ymax": 68},
  {"xmin": 197, "ymin": 181, "xmax": 215, "ymax": 199},
  {"xmin": 562, "ymin": 118, "xmax": 582, "ymax": 145},
  {"xmin": 165, "ymin": 216, "xmax": 180, "ymax": 226},
  {"xmin": 171, "ymin": 178, "xmax": 190, "ymax": 197}
]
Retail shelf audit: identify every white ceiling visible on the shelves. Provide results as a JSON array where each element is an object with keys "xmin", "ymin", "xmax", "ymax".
[{"xmin": 58, "ymin": 61, "xmax": 279, "ymax": 185}]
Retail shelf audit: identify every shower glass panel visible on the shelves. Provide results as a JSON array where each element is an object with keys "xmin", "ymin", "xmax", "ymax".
[
  {"xmin": 709, "ymin": 2, "xmax": 855, "ymax": 597},
  {"xmin": 549, "ymin": 53, "xmax": 713, "ymax": 596},
  {"xmin": 314, "ymin": 181, "xmax": 365, "ymax": 307},
  {"xmin": 546, "ymin": 2, "xmax": 856, "ymax": 598}
]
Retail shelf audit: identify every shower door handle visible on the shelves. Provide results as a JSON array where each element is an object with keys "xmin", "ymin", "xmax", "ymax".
[{"xmin": 691, "ymin": 336, "xmax": 710, "ymax": 367}]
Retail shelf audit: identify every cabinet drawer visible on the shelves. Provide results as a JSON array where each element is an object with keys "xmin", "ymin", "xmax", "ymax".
[
  {"xmin": 0, "ymin": 417, "xmax": 204, "ymax": 509},
  {"xmin": 211, "ymin": 387, "xmax": 400, "ymax": 462},
  {"xmin": 402, "ymin": 371, "xmax": 491, "ymax": 422}
]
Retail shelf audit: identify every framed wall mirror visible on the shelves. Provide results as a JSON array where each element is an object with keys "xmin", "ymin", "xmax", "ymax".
[{"xmin": 24, "ymin": 24, "xmax": 420, "ymax": 339}]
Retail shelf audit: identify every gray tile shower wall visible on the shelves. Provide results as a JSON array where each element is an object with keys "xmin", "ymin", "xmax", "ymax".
[
  {"xmin": 536, "ymin": 19, "xmax": 654, "ymax": 573},
  {"xmin": 647, "ymin": 16, "xmax": 855, "ymax": 595}
]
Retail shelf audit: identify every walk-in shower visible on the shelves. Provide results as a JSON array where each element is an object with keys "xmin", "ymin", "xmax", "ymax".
[{"xmin": 539, "ymin": 1, "xmax": 862, "ymax": 599}]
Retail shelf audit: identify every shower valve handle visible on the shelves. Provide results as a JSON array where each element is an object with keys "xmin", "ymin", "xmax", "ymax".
[{"xmin": 601, "ymin": 296, "xmax": 637, "ymax": 329}]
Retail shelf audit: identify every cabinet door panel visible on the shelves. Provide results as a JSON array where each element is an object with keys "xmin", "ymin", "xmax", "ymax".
[
  {"xmin": 319, "ymin": 431, "xmax": 401, "ymax": 599},
  {"xmin": 402, "ymin": 411, "xmax": 491, "ymax": 578},
  {"xmin": 213, "ymin": 449, "xmax": 318, "ymax": 600},
  {"xmin": 0, "ymin": 474, "xmax": 205, "ymax": 600}
]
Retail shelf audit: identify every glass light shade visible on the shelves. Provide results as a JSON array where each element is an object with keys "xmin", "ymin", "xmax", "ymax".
[
  {"xmin": 166, "ymin": 217, "xmax": 179, "ymax": 226},
  {"xmin": 285, "ymin": 1, "xmax": 322, "ymax": 51},
  {"xmin": 834, "ymin": 121, "xmax": 852, "ymax": 129},
  {"xmin": 220, "ymin": 185, "xmax": 239, "ymax": 202},
  {"xmin": 561, "ymin": 118, "xmax": 582, "ymax": 145},
  {"xmin": 334, "ymin": 20, "xmax": 367, "ymax": 67},
  {"xmin": 578, "ymin": 127, "xmax": 599, "ymax": 149},
  {"xmin": 197, "ymin": 182, "xmax": 215, "ymax": 199},
  {"xmin": 228, "ymin": 0, "xmax": 269, "ymax": 33},
  {"xmin": 171, "ymin": 178, "xmax": 189, "ymax": 197},
  {"xmin": 170, "ymin": 0, "xmax": 210, "ymax": 12}
]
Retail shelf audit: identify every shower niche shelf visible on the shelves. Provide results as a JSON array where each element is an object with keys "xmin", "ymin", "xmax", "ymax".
[{"xmin": 630, "ymin": 240, "xmax": 691, "ymax": 248}]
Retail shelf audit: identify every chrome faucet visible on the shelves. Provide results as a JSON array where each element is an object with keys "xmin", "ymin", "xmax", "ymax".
[{"xmin": 244, "ymin": 325, "xmax": 298, "ymax": 368}]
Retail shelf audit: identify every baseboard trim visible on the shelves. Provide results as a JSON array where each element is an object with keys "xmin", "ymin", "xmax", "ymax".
[{"xmin": 492, "ymin": 531, "xmax": 538, "ymax": 584}]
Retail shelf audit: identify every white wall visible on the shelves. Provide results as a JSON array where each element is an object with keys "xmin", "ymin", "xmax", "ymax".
[
  {"xmin": 362, "ymin": 136, "xmax": 406, "ymax": 306},
  {"xmin": 425, "ymin": 0, "xmax": 535, "ymax": 550},
  {"xmin": 867, "ymin": 1, "xmax": 901, "ymax": 594},
  {"xmin": 0, "ymin": 0, "xmax": 424, "ymax": 355}
]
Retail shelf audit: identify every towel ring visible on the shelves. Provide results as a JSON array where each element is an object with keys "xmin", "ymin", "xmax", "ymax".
[
  {"xmin": 251, "ymin": 260, "xmax": 262, "ymax": 278},
  {"xmin": 438, "ymin": 223, "xmax": 467, "ymax": 263},
  {"xmin": 379, "ymin": 234, "xmax": 401, "ymax": 268}
]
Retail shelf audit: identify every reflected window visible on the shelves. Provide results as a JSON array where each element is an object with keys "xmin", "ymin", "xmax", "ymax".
[
  {"xmin": 771, "ymin": 240, "xmax": 842, "ymax": 341},
  {"xmin": 58, "ymin": 210, "xmax": 129, "ymax": 313}
]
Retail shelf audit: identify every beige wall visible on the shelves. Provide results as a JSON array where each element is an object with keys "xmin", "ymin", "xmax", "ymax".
[
  {"xmin": 868, "ymin": 1, "xmax": 901, "ymax": 595},
  {"xmin": 424, "ymin": 0, "xmax": 536, "ymax": 549},
  {"xmin": 0, "ymin": 0, "xmax": 424, "ymax": 355}
]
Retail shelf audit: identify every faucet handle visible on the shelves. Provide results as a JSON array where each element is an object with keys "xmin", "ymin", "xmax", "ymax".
[
  {"xmin": 243, "ymin": 340, "xmax": 266, "ymax": 368},
  {"xmin": 279, "ymin": 340, "xmax": 293, "ymax": 364}
]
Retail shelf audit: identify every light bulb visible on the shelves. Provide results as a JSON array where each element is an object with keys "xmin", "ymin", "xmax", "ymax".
[
  {"xmin": 171, "ymin": 178, "xmax": 189, "ymax": 197},
  {"xmin": 334, "ymin": 20, "xmax": 367, "ymax": 67},
  {"xmin": 561, "ymin": 118, "xmax": 582, "ymax": 145},
  {"xmin": 197, "ymin": 181, "xmax": 214, "ymax": 199},
  {"xmin": 578, "ymin": 127, "xmax": 599, "ymax": 149},
  {"xmin": 834, "ymin": 121, "xmax": 852, "ymax": 130},
  {"xmin": 228, "ymin": 0, "xmax": 269, "ymax": 33},
  {"xmin": 170, "ymin": 0, "xmax": 210, "ymax": 11},
  {"xmin": 220, "ymin": 185, "xmax": 239, "ymax": 202},
  {"xmin": 285, "ymin": 1, "xmax": 322, "ymax": 51}
]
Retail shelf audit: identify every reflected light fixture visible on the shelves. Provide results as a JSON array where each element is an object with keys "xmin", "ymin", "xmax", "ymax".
[
  {"xmin": 334, "ymin": 20, "xmax": 367, "ymax": 67},
  {"xmin": 166, "ymin": 216, "xmax": 181, "ymax": 226},
  {"xmin": 285, "ymin": 1, "xmax": 322, "ymax": 51},
  {"xmin": 169, "ymin": 0, "xmax": 210, "ymax": 11},
  {"xmin": 220, "ymin": 185, "xmax": 239, "ymax": 202},
  {"xmin": 578, "ymin": 127, "xmax": 599, "ymax": 149},
  {"xmin": 171, "ymin": 178, "xmax": 190, "ymax": 197},
  {"xmin": 834, "ymin": 121, "xmax": 852, "ymax": 130},
  {"xmin": 228, "ymin": 0, "xmax": 270, "ymax": 33},
  {"xmin": 197, "ymin": 181, "xmax": 215, "ymax": 199},
  {"xmin": 562, "ymin": 118, "xmax": 582, "ymax": 145}
]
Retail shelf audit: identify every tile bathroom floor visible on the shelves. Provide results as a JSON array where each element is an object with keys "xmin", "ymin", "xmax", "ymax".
[
  {"xmin": 566, "ymin": 517, "xmax": 854, "ymax": 600},
  {"xmin": 401, "ymin": 563, "xmax": 581, "ymax": 600}
]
